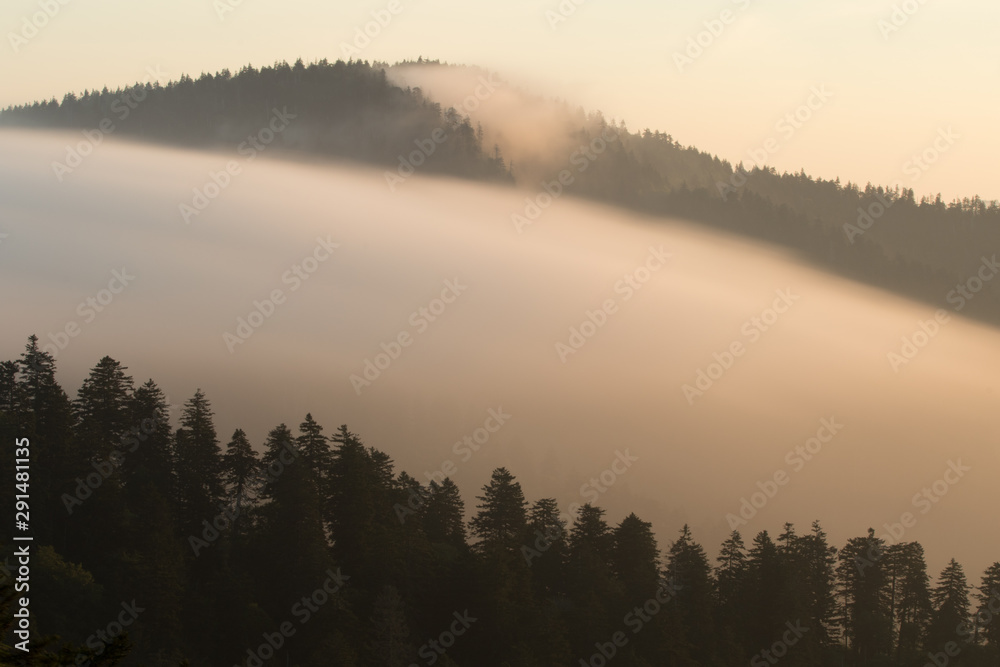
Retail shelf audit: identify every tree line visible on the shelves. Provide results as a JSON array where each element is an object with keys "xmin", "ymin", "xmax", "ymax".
[
  {"xmin": 0, "ymin": 58, "xmax": 512, "ymax": 185},
  {"xmin": 1, "ymin": 335, "xmax": 998, "ymax": 666}
]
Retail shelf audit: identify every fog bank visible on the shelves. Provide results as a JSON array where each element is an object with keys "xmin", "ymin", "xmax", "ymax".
[{"xmin": 1, "ymin": 128, "xmax": 997, "ymax": 577}]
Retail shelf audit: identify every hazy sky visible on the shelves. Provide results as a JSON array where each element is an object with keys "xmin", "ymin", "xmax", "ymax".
[{"xmin": 2, "ymin": 0, "xmax": 998, "ymax": 201}]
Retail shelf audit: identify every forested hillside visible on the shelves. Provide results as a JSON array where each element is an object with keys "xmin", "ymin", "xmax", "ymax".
[
  {"xmin": 1, "ymin": 336, "xmax": 999, "ymax": 666},
  {"xmin": 3, "ymin": 59, "xmax": 999, "ymax": 326},
  {"xmin": 0, "ymin": 58, "xmax": 511, "ymax": 184}
]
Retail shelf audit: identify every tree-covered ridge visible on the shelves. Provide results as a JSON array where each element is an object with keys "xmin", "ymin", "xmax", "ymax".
[
  {"xmin": 0, "ymin": 58, "xmax": 511, "ymax": 184},
  {"xmin": 2, "ymin": 336, "xmax": 999, "ymax": 666},
  {"xmin": 3, "ymin": 58, "xmax": 999, "ymax": 327}
]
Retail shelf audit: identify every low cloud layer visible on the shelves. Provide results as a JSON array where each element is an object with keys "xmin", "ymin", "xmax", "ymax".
[{"xmin": 1, "ymin": 128, "xmax": 997, "ymax": 577}]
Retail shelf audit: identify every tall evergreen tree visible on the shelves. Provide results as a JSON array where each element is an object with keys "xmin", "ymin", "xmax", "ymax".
[
  {"xmin": 715, "ymin": 530, "xmax": 749, "ymax": 663},
  {"xmin": 297, "ymin": 412, "xmax": 332, "ymax": 480},
  {"xmin": 68, "ymin": 356, "xmax": 134, "ymax": 576},
  {"xmin": 746, "ymin": 530, "xmax": 786, "ymax": 656},
  {"xmin": 423, "ymin": 478, "xmax": 467, "ymax": 549},
  {"xmin": 974, "ymin": 562, "xmax": 1000, "ymax": 657},
  {"xmin": 668, "ymin": 525, "xmax": 715, "ymax": 662},
  {"xmin": 470, "ymin": 468, "xmax": 528, "ymax": 556},
  {"xmin": 884, "ymin": 541, "xmax": 931, "ymax": 663},
  {"xmin": 838, "ymin": 529, "xmax": 894, "ymax": 666},
  {"xmin": 613, "ymin": 512, "xmax": 659, "ymax": 604},
  {"xmin": 221, "ymin": 428, "xmax": 261, "ymax": 538},
  {"xmin": 523, "ymin": 497, "xmax": 566, "ymax": 594},
  {"xmin": 926, "ymin": 559, "xmax": 972, "ymax": 655},
  {"xmin": 327, "ymin": 424, "xmax": 400, "ymax": 590},
  {"xmin": 174, "ymin": 389, "xmax": 224, "ymax": 536},
  {"xmin": 468, "ymin": 468, "xmax": 533, "ymax": 665}
]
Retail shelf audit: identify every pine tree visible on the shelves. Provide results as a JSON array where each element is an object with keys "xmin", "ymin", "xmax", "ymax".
[
  {"xmin": 746, "ymin": 530, "xmax": 785, "ymax": 655},
  {"xmin": 715, "ymin": 530, "xmax": 749, "ymax": 663},
  {"xmin": 327, "ymin": 424, "xmax": 400, "ymax": 589},
  {"xmin": 838, "ymin": 529, "xmax": 894, "ymax": 666},
  {"xmin": 221, "ymin": 428, "xmax": 261, "ymax": 538},
  {"xmin": 68, "ymin": 356, "xmax": 134, "ymax": 574},
  {"xmin": 523, "ymin": 498, "xmax": 566, "ymax": 593},
  {"xmin": 254, "ymin": 423, "xmax": 343, "ymax": 666},
  {"xmin": 423, "ymin": 478, "xmax": 467, "ymax": 549},
  {"xmin": 612, "ymin": 513, "xmax": 659, "ymax": 604},
  {"xmin": 122, "ymin": 380, "xmax": 176, "ymax": 512},
  {"xmin": 469, "ymin": 467, "xmax": 527, "ymax": 556},
  {"xmin": 665, "ymin": 524, "xmax": 715, "ymax": 663},
  {"xmin": 297, "ymin": 412, "xmax": 332, "ymax": 481},
  {"xmin": 7, "ymin": 338, "xmax": 73, "ymax": 548},
  {"xmin": 468, "ymin": 468, "xmax": 533, "ymax": 664},
  {"xmin": 174, "ymin": 389, "xmax": 224, "ymax": 536},
  {"xmin": 257, "ymin": 424, "xmax": 332, "ymax": 597},
  {"xmin": 925, "ymin": 559, "xmax": 972, "ymax": 654},
  {"xmin": 974, "ymin": 562, "xmax": 1000, "ymax": 657},
  {"xmin": 118, "ymin": 379, "xmax": 184, "ymax": 659},
  {"xmin": 884, "ymin": 541, "xmax": 931, "ymax": 663},
  {"xmin": 73, "ymin": 356, "xmax": 134, "ymax": 459},
  {"xmin": 800, "ymin": 521, "xmax": 839, "ymax": 650}
]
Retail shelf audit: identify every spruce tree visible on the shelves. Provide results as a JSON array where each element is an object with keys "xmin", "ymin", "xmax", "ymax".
[
  {"xmin": 174, "ymin": 389, "xmax": 224, "ymax": 536},
  {"xmin": 715, "ymin": 530, "xmax": 749, "ymax": 663},
  {"xmin": 884, "ymin": 541, "xmax": 931, "ymax": 663},
  {"xmin": 926, "ymin": 559, "xmax": 972, "ymax": 654},
  {"xmin": 424, "ymin": 478, "xmax": 468, "ymax": 549},
  {"xmin": 68, "ymin": 356, "xmax": 134, "ymax": 575},
  {"xmin": 469, "ymin": 467, "xmax": 528, "ymax": 557},
  {"xmin": 665, "ymin": 524, "xmax": 715, "ymax": 663},
  {"xmin": 974, "ymin": 562, "xmax": 1000, "ymax": 657},
  {"xmin": 837, "ymin": 529, "xmax": 894, "ymax": 666},
  {"xmin": 612, "ymin": 512, "xmax": 659, "ymax": 604},
  {"xmin": 221, "ymin": 428, "xmax": 261, "ymax": 538}
]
